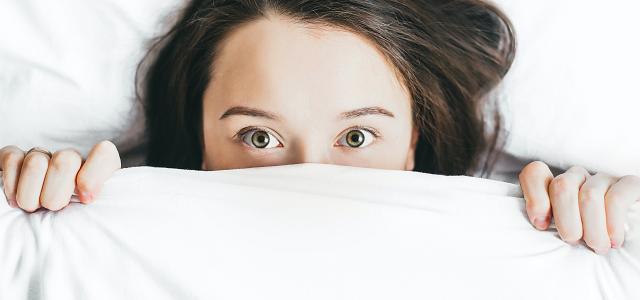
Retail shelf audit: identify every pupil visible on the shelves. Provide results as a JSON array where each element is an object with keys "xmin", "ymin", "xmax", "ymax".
[
  {"xmin": 347, "ymin": 130, "xmax": 364, "ymax": 147},
  {"xmin": 252, "ymin": 131, "xmax": 269, "ymax": 148}
]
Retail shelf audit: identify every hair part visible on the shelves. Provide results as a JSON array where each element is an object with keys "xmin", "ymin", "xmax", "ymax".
[{"xmin": 137, "ymin": 0, "xmax": 515, "ymax": 176}]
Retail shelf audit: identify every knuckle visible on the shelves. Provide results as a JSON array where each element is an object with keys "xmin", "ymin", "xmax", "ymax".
[
  {"xmin": 592, "ymin": 172, "xmax": 609, "ymax": 178},
  {"xmin": 604, "ymin": 190, "xmax": 623, "ymax": 206},
  {"xmin": 22, "ymin": 154, "xmax": 49, "ymax": 171},
  {"xmin": 50, "ymin": 150, "xmax": 81, "ymax": 171},
  {"xmin": 568, "ymin": 166, "xmax": 589, "ymax": 176},
  {"xmin": 549, "ymin": 176, "xmax": 573, "ymax": 199},
  {"xmin": 620, "ymin": 175, "xmax": 640, "ymax": 186},
  {"xmin": 93, "ymin": 140, "xmax": 121, "ymax": 167},
  {"xmin": 519, "ymin": 161, "xmax": 549, "ymax": 180},
  {"xmin": 579, "ymin": 187, "xmax": 600, "ymax": 205},
  {"xmin": 0, "ymin": 145, "xmax": 22, "ymax": 157},
  {"xmin": 550, "ymin": 176, "xmax": 570, "ymax": 190},
  {"xmin": 94, "ymin": 140, "xmax": 117, "ymax": 155},
  {"xmin": 2, "ymin": 151, "xmax": 23, "ymax": 167}
]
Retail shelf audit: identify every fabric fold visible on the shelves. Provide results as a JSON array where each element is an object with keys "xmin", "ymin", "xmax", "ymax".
[{"xmin": 1, "ymin": 164, "xmax": 638, "ymax": 299}]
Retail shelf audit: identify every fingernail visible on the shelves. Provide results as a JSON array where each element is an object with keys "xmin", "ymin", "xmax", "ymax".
[
  {"xmin": 533, "ymin": 217, "xmax": 547, "ymax": 229},
  {"xmin": 80, "ymin": 192, "xmax": 94, "ymax": 204},
  {"xmin": 611, "ymin": 240, "xmax": 624, "ymax": 249}
]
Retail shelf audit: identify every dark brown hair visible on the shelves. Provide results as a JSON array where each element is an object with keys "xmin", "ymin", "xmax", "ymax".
[{"xmin": 138, "ymin": 0, "xmax": 515, "ymax": 176}]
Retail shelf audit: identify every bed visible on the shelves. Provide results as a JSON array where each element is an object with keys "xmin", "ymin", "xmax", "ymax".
[{"xmin": 1, "ymin": 0, "xmax": 639, "ymax": 299}]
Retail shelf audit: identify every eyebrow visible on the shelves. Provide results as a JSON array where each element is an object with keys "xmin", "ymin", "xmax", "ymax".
[
  {"xmin": 219, "ymin": 106, "xmax": 280, "ymax": 120},
  {"xmin": 340, "ymin": 107, "xmax": 395, "ymax": 119},
  {"xmin": 219, "ymin": 106, "xmax": 395, "ymax": 120}
]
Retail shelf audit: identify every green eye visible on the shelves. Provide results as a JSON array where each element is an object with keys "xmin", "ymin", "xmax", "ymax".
[
  {"xmin": 240, "ymin": 129, "xmax": 280, "ymax": 149},
  {"xmin": 251, "ymin": 131, "xmax": 270, "ymax": 148},
  {"xmin": 338, "ymin": 128, "xmax": 375, "ymax": 148},
  {"xmin": 346, "ymin": 130, "xmax": 365, "ymax": 147}
]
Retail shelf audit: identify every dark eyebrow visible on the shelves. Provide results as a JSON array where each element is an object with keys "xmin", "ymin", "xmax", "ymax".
[
  {"xmin": 219, "ymin": 105, "xmax": 395, "ymax": 121},
  {"xmin": 219, "ymin": 106, "xmax": 280, "ymax": 120},
  {"xmin": 339, "ymin": 106, "xmax": 395, "ymax": 119}
]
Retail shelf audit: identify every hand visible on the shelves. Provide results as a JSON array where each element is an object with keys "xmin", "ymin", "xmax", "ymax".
[
  {"xmin": 0, "ymin": 141, "xmax": 121, "ymax": 212},
  {"xmin": 519, "ymin": 161, "xmax": 640, "ymax": 254}
]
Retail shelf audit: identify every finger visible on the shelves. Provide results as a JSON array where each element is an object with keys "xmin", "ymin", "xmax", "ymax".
[
  {"xmin": 40, "ymin": 149, "xmax": 82, "ymax": 211},
  {"xmin": 15, "ymin": 151, "xmax": 51, "ymax": 212},
  {"xmin": 579, "ymin": 172, "xmax": 617, "ymax": 254},
  {"xmin": 549, "ymin": 166, "xmax": 590, "ymax": 245},
  {"xmin": 75, "ymin": 141, "xmax": 121, "ymax": 204},
  {"xmin": 0, "ymin": 146, "xmax": 25, "ymax": 208},
  {"xmin": 605, "ymin": 175, "xmax": 640, "ymax": 249},
  {"xmin": 518, "ymin": 161, "xmax": 554, "ymax": 230}
]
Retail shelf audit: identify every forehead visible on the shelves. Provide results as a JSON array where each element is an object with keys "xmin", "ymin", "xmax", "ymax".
[{"xmin": 207, "ymin": 14, "xmax": 411, "ymax": 122}]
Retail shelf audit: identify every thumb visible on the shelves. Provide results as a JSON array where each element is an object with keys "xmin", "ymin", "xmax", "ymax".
[
  {"xmin": 519, "ymin": 161, "xmax": 554, "ymax": 230},
  {"xmin": 75, "ymin": 141, "xmax": 121, "ymax": 204}
]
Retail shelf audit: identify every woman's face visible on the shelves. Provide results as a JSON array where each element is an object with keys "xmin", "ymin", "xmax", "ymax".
[{"xmin": 202, "ymin": 15, "xmax": 418, "ymax": 171}]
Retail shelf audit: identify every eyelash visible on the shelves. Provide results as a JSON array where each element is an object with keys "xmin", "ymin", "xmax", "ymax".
[
  {"xmin": 233, "ymin": 125, "xmax": 381, "ymax": 148},
  {"xmin": 345, "ymin": 126, "xmax": 381, "ymax": 139}
]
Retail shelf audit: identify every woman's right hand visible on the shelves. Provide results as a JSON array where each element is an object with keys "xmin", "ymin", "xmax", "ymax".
[{"xmin": 0, "ymin": 141, "xmax": 121, "ymax": 212}]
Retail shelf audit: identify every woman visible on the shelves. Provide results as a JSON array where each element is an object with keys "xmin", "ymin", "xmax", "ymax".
[{"xmin": 1, "ymin": 0, "xmax": 638, "ymax": 255}]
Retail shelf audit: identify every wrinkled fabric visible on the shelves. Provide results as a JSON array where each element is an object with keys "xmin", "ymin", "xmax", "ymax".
[{"xmin": 1, "ymin": 164, "xmax": 639, "ymax": 300}]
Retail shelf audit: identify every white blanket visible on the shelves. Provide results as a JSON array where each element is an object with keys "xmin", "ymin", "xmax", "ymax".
[{"xmin": 1, "ymin": 164, "xmax": 639, "ymax": 299}]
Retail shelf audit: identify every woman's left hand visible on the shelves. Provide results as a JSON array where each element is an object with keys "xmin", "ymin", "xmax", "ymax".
[{"xmin": 518, "ymin": 161, "xmax": 640, "ymax": 254}]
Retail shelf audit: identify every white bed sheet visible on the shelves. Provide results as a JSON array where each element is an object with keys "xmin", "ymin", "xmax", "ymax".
[{"xmin": 1, "ymin": 164, "xmax": 639, "ymax": 299}]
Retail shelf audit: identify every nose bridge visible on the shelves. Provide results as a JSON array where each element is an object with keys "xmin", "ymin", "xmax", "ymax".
[{"xmin": 290, "ymin": 140, "xmax": 331, "ymax": 165}]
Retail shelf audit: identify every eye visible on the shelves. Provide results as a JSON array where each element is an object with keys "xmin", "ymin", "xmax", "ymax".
[
  {"xmin": 240, "ymin": 128, "xmax": 281, "ymax": 149},
  {"xmin": 336, "ymin": 127, "xmax": 378, "ymax": 148}
]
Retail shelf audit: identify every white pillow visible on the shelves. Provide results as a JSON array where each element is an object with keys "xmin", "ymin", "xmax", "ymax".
[
  {"xmin": 0, "ymin": 0, "xmax": 181, "ymax": 162},
  {"xmin": 1, "ymin": 164, "xmax": 639, "ymax": 299},
  {"xmin": 495, "ymin": 0, "xmax": 640, "ymax": 176}
]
